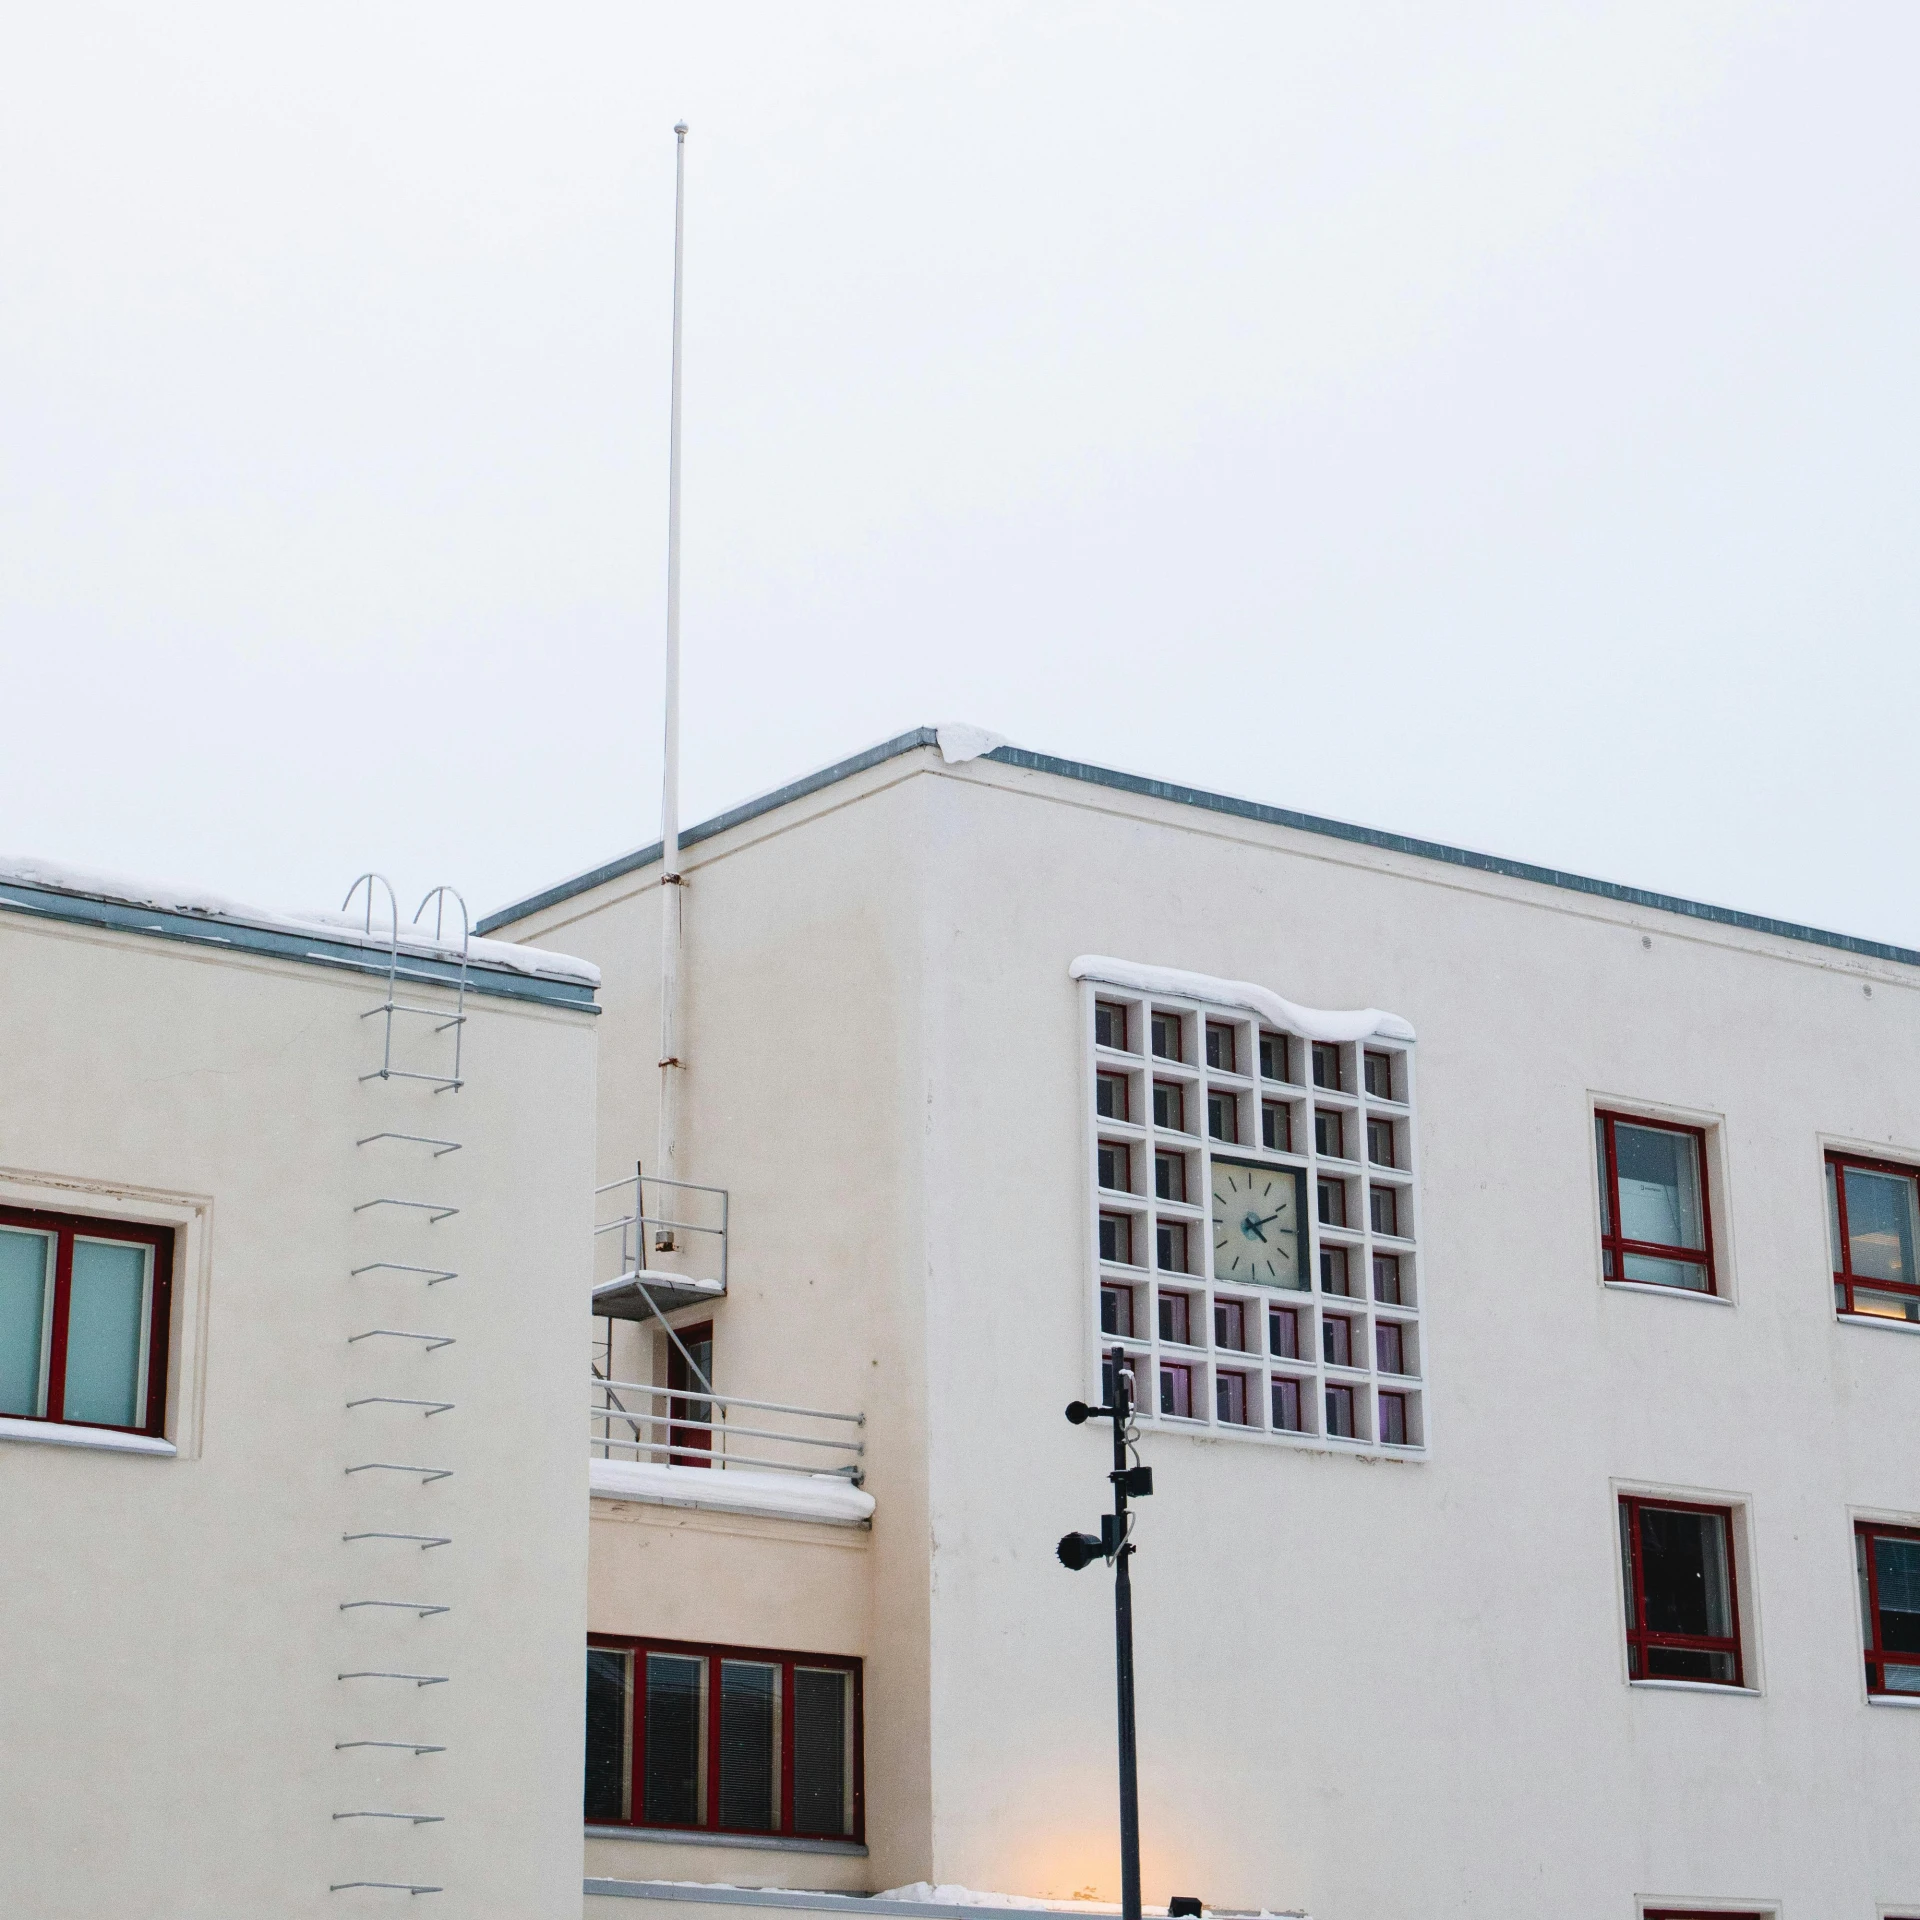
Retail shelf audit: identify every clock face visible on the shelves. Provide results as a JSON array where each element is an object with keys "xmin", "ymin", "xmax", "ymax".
[{"xmin": 1210, "ymin": 1161, "xmax": 1305, "ymax": 1288}]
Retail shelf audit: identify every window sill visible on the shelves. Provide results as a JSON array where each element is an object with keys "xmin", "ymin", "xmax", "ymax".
[
  {"xmin": 1867, "ymin": 1692, "xmax": 1920, "ymax": 1709},
  {"xmin": 1604, "ymin": 1279, "xmax": 1732, "ymax": 1307},
  {"xmin": 1629, "ymin": 1678, "xmax": 1757, "ymax": 1697},
  {"xmin": 1836, "ymin": 1311, "xmax": 1920, "ymax": 1337},
  {"xmin": 586, "ymin": 1826, "xmax": 866, "ymax": 1857},
  {"xmin": 0, "ymin": 1416, "xmax": 175, "ymax": 1456}
]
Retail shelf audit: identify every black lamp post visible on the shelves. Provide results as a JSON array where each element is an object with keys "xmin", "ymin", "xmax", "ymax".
[{"xmin": 1058, "ymin": 1345, "xmax": 1155, "ymax": 1920}]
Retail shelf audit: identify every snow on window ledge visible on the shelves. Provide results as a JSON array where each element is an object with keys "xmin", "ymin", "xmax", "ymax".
[
  {"xmin": 1603, "ymin": 1279, "xmax": 1735, "ymax": 1307},
  {"xmin": 1628, "ymin": 1678, "xmax": 1759, "ymax": 1698},
  {"xmin": 0, "ymin": 1416, "xmax": 176, "ymax": 1456},
  {"xmin": 1069, "ymin": 955, "xmax": 1413, "ymax": 1044},
  {"xmin": 586, "ymin": 1825, "xmax": 868, "ymax": 1855},
  {"xmin": 1835, "ymin": 1310, "xmax": 1920, "ymax": 1336}
]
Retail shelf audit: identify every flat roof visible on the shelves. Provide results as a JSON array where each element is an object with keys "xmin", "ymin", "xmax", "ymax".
[
  {"xmin": 0, "ymin": 860, "xmax": 598, "ymax": 1012},
  {"xmin": 478, "ymin": 727, "xmax": 1920, "ymax": 974}
]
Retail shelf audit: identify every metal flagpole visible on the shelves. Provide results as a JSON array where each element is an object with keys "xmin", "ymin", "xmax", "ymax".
[{"xmin": 656, "ymin": 120, "xmax": 688, "ymax": 1247}]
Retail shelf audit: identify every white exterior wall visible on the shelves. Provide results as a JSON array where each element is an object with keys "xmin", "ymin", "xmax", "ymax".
[
  {"xmin": 0, "ymin": 905, "xmax": 596, "ymax": 1918},
  {"xmin": 502, "ymin": 738, "xmax": 1920, "ymax": 1918}
]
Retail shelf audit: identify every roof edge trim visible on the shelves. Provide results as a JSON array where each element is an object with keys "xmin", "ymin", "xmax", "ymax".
[
  {"xmin": 0, "ymin": 881, "xmax": 599, "ymax": 1011},
  {"xmin": 480, "ymin": 731, "xmax": 1920, "ymax": 972}
]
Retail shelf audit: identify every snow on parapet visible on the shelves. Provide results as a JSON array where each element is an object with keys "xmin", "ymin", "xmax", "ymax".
[
  {"xmin": 589, "ymin": 1458, "xmax": 874, "ymax": 1527},
  {"xmin": 935, "ymin": 722, "xmax": 1008, "ymax": 764},
  {"xmin": 1070, "ymin": 955, "xmax": 1414, "ymax": 1045},
  {"xmin": 0, "ymin": 856, "xmax": 599, "ymax": 988}
]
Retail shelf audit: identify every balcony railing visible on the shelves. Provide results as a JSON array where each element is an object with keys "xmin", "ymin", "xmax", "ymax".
[
  {"xmin": 590, "ymin": 1378, "xmax": 866, "ymax": 1483},
  {"xmin": 593, "ymin": 1173, "xmax": 728, "ymax": 1319}
]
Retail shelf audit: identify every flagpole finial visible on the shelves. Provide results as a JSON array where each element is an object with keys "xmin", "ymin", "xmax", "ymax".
[{"xmin": 674, "ymin": 121, "xmax": 687, "ymax": 139}]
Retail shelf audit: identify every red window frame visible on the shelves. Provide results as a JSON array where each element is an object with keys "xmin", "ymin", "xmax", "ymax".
[
  {"xmin": 1827, "ymin": 1150, "xmax": 1920, "ymax": 1321},
  {"xmin": 1270, "ymin": 1374, "xmax": 1304, "ymax": 1431},
  {"xmin": 1856, "ymin": 1519, "xmax": 1920, "ymax": 1697},
  {"xmin": 1619, "ymin": 1495, "xmax": 1744, "ymax": 1687},
  {"xmin": 1595, "ymin": 1111, "xmax": 1716, "ymax": 1293},
  {"xmin": 1204, "ymin": 1022, "xmax": 1236, "ymax": 1072},
  {"xmin": 1377, "ymin": 1390, "xmax": 1409, "ymax": 1446},
  {"xmin": 665, "ymin": 1320, "xmax": 713, "ymax": 1468},
  {"xmin": 1643, "ymin": 1912, "xmax": 1769, "ymax": 1919},
  {"xmin": 587, "ymin": 1633, "xmax": 864, "ymax": 1842},
  {"xmin": 0, "ymin": 1204, "xmax": 173, "ymax": 1438},
  {"xmin": 1094, "ymin": 1001, "xmax": 1129, "ymax": 1052}
]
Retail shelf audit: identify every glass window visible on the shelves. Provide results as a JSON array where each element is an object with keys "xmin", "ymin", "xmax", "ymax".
[
  {"xmin": 1271, "ymin": 1375, "xmax": 1304, "ymax": 1432},
  {"xmin": 1259, "ymin": 1033, "xmax": 1290, "ymax": 1083},
  {"xmin": 1829, "ymin": 1156, "xmax": 1920, "ymax": 1322},
  {"xmin": 1205, "ymin": 1023, "xmax": 1236, "ymax": 1072},
  {"xmin": 1260, "ymin": 1100, "xmax": 1290, "ymax": 1152},
  {"xmin": 1369, "ymin": 1185, "xmax": 1400, "ymax": 1238},
  {"xmin": 584, "ymin": 1648, "xmax": 632, "ymax": 1825},
  {"xmin": 1311, "ymin": 1043, "xmax": 1342, "ymax": 1091},
  {"xmin": 792, "ymin": 1667, "xmax": 854, "ymax": 1837},
  {"xmin": 1157, "ymin": 1291, "xmax": 1192, "ymax": 1345},
  {"xmin": 1375, "ymin": 1321, "xmax": 1405, "ymax": 1375},
  {"xmin": 1150, "ymin": 1013, "xmax": 1182, "ymax": 1061},
  {"xmin": 1098, "ymin": 1213, "xmax": 1135, "ymax": 1267},
  {"xmin": 1269, "ymin": 1306, "xmax": 1300, "ymax": 1360},
  {"xmin": 1378, "ymin": 1391, "xmax": 1409, "ymax": 1445},
  {"xmin": 1095, "ymin": 1071, "xmax": 1129, "ymax": 1121},
  {"xmin": 1097, "ymin": 1141, "xmax": 1132, "ymax": 1193},
  {"xmin": 1324, "ymin": 1384, "xmax": 1355, "ymax": 1437},
  {"xmin": 1619, "ymin": 1498, "xmax": 1741, "ymax": 1685},
  {"xmin": 0, "ymin": 1226, "xmax": 53, "ymax": 1419},
  {"xmin": 1213, "ymin": 1299, "xmax": 1246, "ymax": 1351},
  {"xmin": 587, "ymin": 1639, "xmax": 861, "ymax": 1839},
  {"xmin": 1159, "ymin": 1362, "xmax": 1193, "ymax": 1418},
  {"xmin": 1206, "ymin": 1092, "xmax": 1238, "ymax": 1144},
  {"xmin": 1153, "ymin": 1151, "xmax": 1186, "ymax": 1203},
  {"xmin": 1155, "ymin": 1221, "xmax": 1190, "ymax": 1274},
  {"xmin": 1100, "ymin": 1285, "xmax": 1135, "ymax": 1338},
  {"xmin": 1322, "ymin": 1315, "xmax": 1353, "ymax": 1369},
  {"xmin": 0, "ymin": 1210, "xmax": 170, "ymax": 1435},
  {"xmin": 1313, "ymin": 1109, "xmax": 1345, "ymax": 1159},
  {"xmin": 1858, "ymin": 1523, "xmax": 1920, "ymax": 1696},
  {"xmin": 1372, "ymin": 1253, "xmax": 1402, "ymax": 1305},
  {"xmin": 1363, "ymin": 1050, "xmax": 1394, "ymax": 1100},
  {"xmin": 1595, "ymin": 1113, "xmax": 1713, "ymax": 1292},
  {"xmin": 1319, "ymin": 1245, "xmax": 1351, "ymax": 1295},
  {"xmin": 1094, "ymin": 1001, "xmax": 1129, "ymax": 1052},
  {"xmin": 1317, "ymin": 1179, "xmax": 1347, "ymax": 1229},
  {"xmin": 1215, "ymin": 1369, "xmax": 1248, "ymax": 1425},
  {"xmin": 1152, "ymin": 1082, "xmax": 1186, "ymax": 1133}
]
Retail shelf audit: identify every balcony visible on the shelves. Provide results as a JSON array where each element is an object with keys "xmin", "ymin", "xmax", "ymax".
[
  {"xmin": 589, "ymin": 1378, "xmax": 872, "ymax": 1527},
  {"xmin": 592, "ymin": 1172, "xmax": 727, "ymax": 1320}
]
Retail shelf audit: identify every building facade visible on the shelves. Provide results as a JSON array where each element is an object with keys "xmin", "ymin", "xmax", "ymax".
[
  {"xmin": 0, "ymin": 864, "xmax": 598, "ymax": 1917},
  {"xmin": 482, "ymin": 728, "xmax": 1920, "ymax": 1920}
]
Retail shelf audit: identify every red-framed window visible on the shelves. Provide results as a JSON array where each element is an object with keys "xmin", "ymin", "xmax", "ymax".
[
  {"xmin": 1827, "ymin": 1152, "xmax": 1920, "ymax": 1324},
  {"xmin": 1856, "ymin": 1520, "xmax": 1920, "ymax": 1697},
  {"xmin": 0, "ymin": 1205, "xmax": 173, "ymax": 1438},
  {"xmin": 1595, "ymin": 1112, "xmax": 1715, "ymax": 1293},
  {"xmin": 1643, "ymin": 1911, "xmax": 1769, "ymax": 1919},
  {"xmin": 665, "ymin": 1322, "xmax": 713, "ymax": 1469},
  {"xmin": 1619, "ymin": 1496, "xmax": 1743, "ymax": 1686},
  {"xmin": 585, "ymin": 1635, "xmax": 863, "ymax": 1841}
]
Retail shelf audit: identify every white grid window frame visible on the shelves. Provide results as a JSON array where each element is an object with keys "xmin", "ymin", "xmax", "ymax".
[{"xmin": 1085, "ymin": 981, "xmax": 1425, "ymax": 1458}]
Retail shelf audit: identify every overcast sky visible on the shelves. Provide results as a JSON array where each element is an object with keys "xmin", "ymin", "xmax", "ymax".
[{"xmin": 4, "ymin": 4, "xmax": 1917, "ymax": 947}]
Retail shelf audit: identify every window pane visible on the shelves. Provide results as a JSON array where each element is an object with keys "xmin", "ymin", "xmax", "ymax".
[
  {"xmin": 1847, "ymin": 1285, "xmax": 1920, "ymax": 1323},
  {"xmin": 64, "ymin": 1238, "xmax": 149, "ymax": 1428},
  {"xmin": 1874, "ymin": 1537, "xmax": 1920, "ymax": 1658},
  {"xmin": 793, "ymin": 1668, "xmax": 852, "ymax": 1835},
  {"xmin": 585, "ymin": 1649, "xmax": 632, "ymax": 1823},
  {"xmin": 644, "ymin": 1653, "xmax": 706, "ymax": 1827},
  {"xmin": 0, "ymin": 1227, "xmax": 52, "ymax": 1418},
  {"xmin": 1613, "ymin": 1124, "xmax": 1704, "ymax": 1251},
  {"xmin": 1646, "ymin": 1645, "xmax": 1736, "ymax": 1683},
  {"xmin": 1621, "ymin": 1251, "xmax": 1709, "ymax": 1291},
  {"xmin": 1595, "ymin": 1118, "xmax": 1612, "ymax": 1237},
  {"xmin": 1844, "ymin": 1167, "xmax": 1919, "ymax": 1284},
  {"xmin": 1637, "ymin": 1507, "xmax": 1732, "ymax": 1639},
  {"xmin": 1827, "ymin": 1161, "xmax": 1841, "ymax": 1272},
  {"xmin": 718, "ymin": 1661, "xmax": 779, "ymax": 1832}
]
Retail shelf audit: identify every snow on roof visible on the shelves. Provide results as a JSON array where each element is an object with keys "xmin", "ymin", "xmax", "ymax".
[
  {"xmin": 1070, "ymin": 955, "xmax": 1414, "ymax": 1044},
  {"xmin": 0, "ymin": 855, "xmax": 598, "ymax": 988},
  {"xmin": 588, "ymin": 1457, "xmax": 874, "ymax": 1527}
]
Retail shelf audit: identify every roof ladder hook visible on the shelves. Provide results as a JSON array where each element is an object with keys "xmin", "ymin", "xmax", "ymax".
[
  {"xmin": 342, "ymin": 874, "xmax": 400, "ymax": 1080},
  {"xmin": 414, "ymin": 886, "xmax": 471, "ymax": 1091}
]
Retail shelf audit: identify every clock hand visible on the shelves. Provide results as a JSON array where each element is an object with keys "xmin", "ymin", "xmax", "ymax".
[{"xmin": 1240, "ymin": 1212, "xmax": 1269, "ymax": 1243}]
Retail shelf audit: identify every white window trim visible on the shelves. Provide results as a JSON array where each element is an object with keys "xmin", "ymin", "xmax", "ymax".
[
  {"xmin": 0, "ymin": 1164, "xmax": 212, "ymax": 1459},
  {"xmin": 0, "ymin": 1415, "xmax": 176, "ymax": 1456}
]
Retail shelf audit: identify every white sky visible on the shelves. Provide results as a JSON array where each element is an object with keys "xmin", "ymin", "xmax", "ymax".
[{"xmin": 4, "ymin": 4, "xmax": 1918, "ymax": 944}]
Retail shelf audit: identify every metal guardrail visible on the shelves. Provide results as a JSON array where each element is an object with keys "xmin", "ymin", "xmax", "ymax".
[{"xmin": 590, "ymin": 1377, "xmax": 865, "ymax": 1482}]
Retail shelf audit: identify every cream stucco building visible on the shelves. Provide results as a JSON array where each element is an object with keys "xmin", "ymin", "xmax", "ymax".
[
  {"xmin": 7, "ymin": 725, "xmax": 1920, "ymax": 1920},
  {"xmin": 484, "ymin": 727, "xmax": 1920, "ymax": 1920}
]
